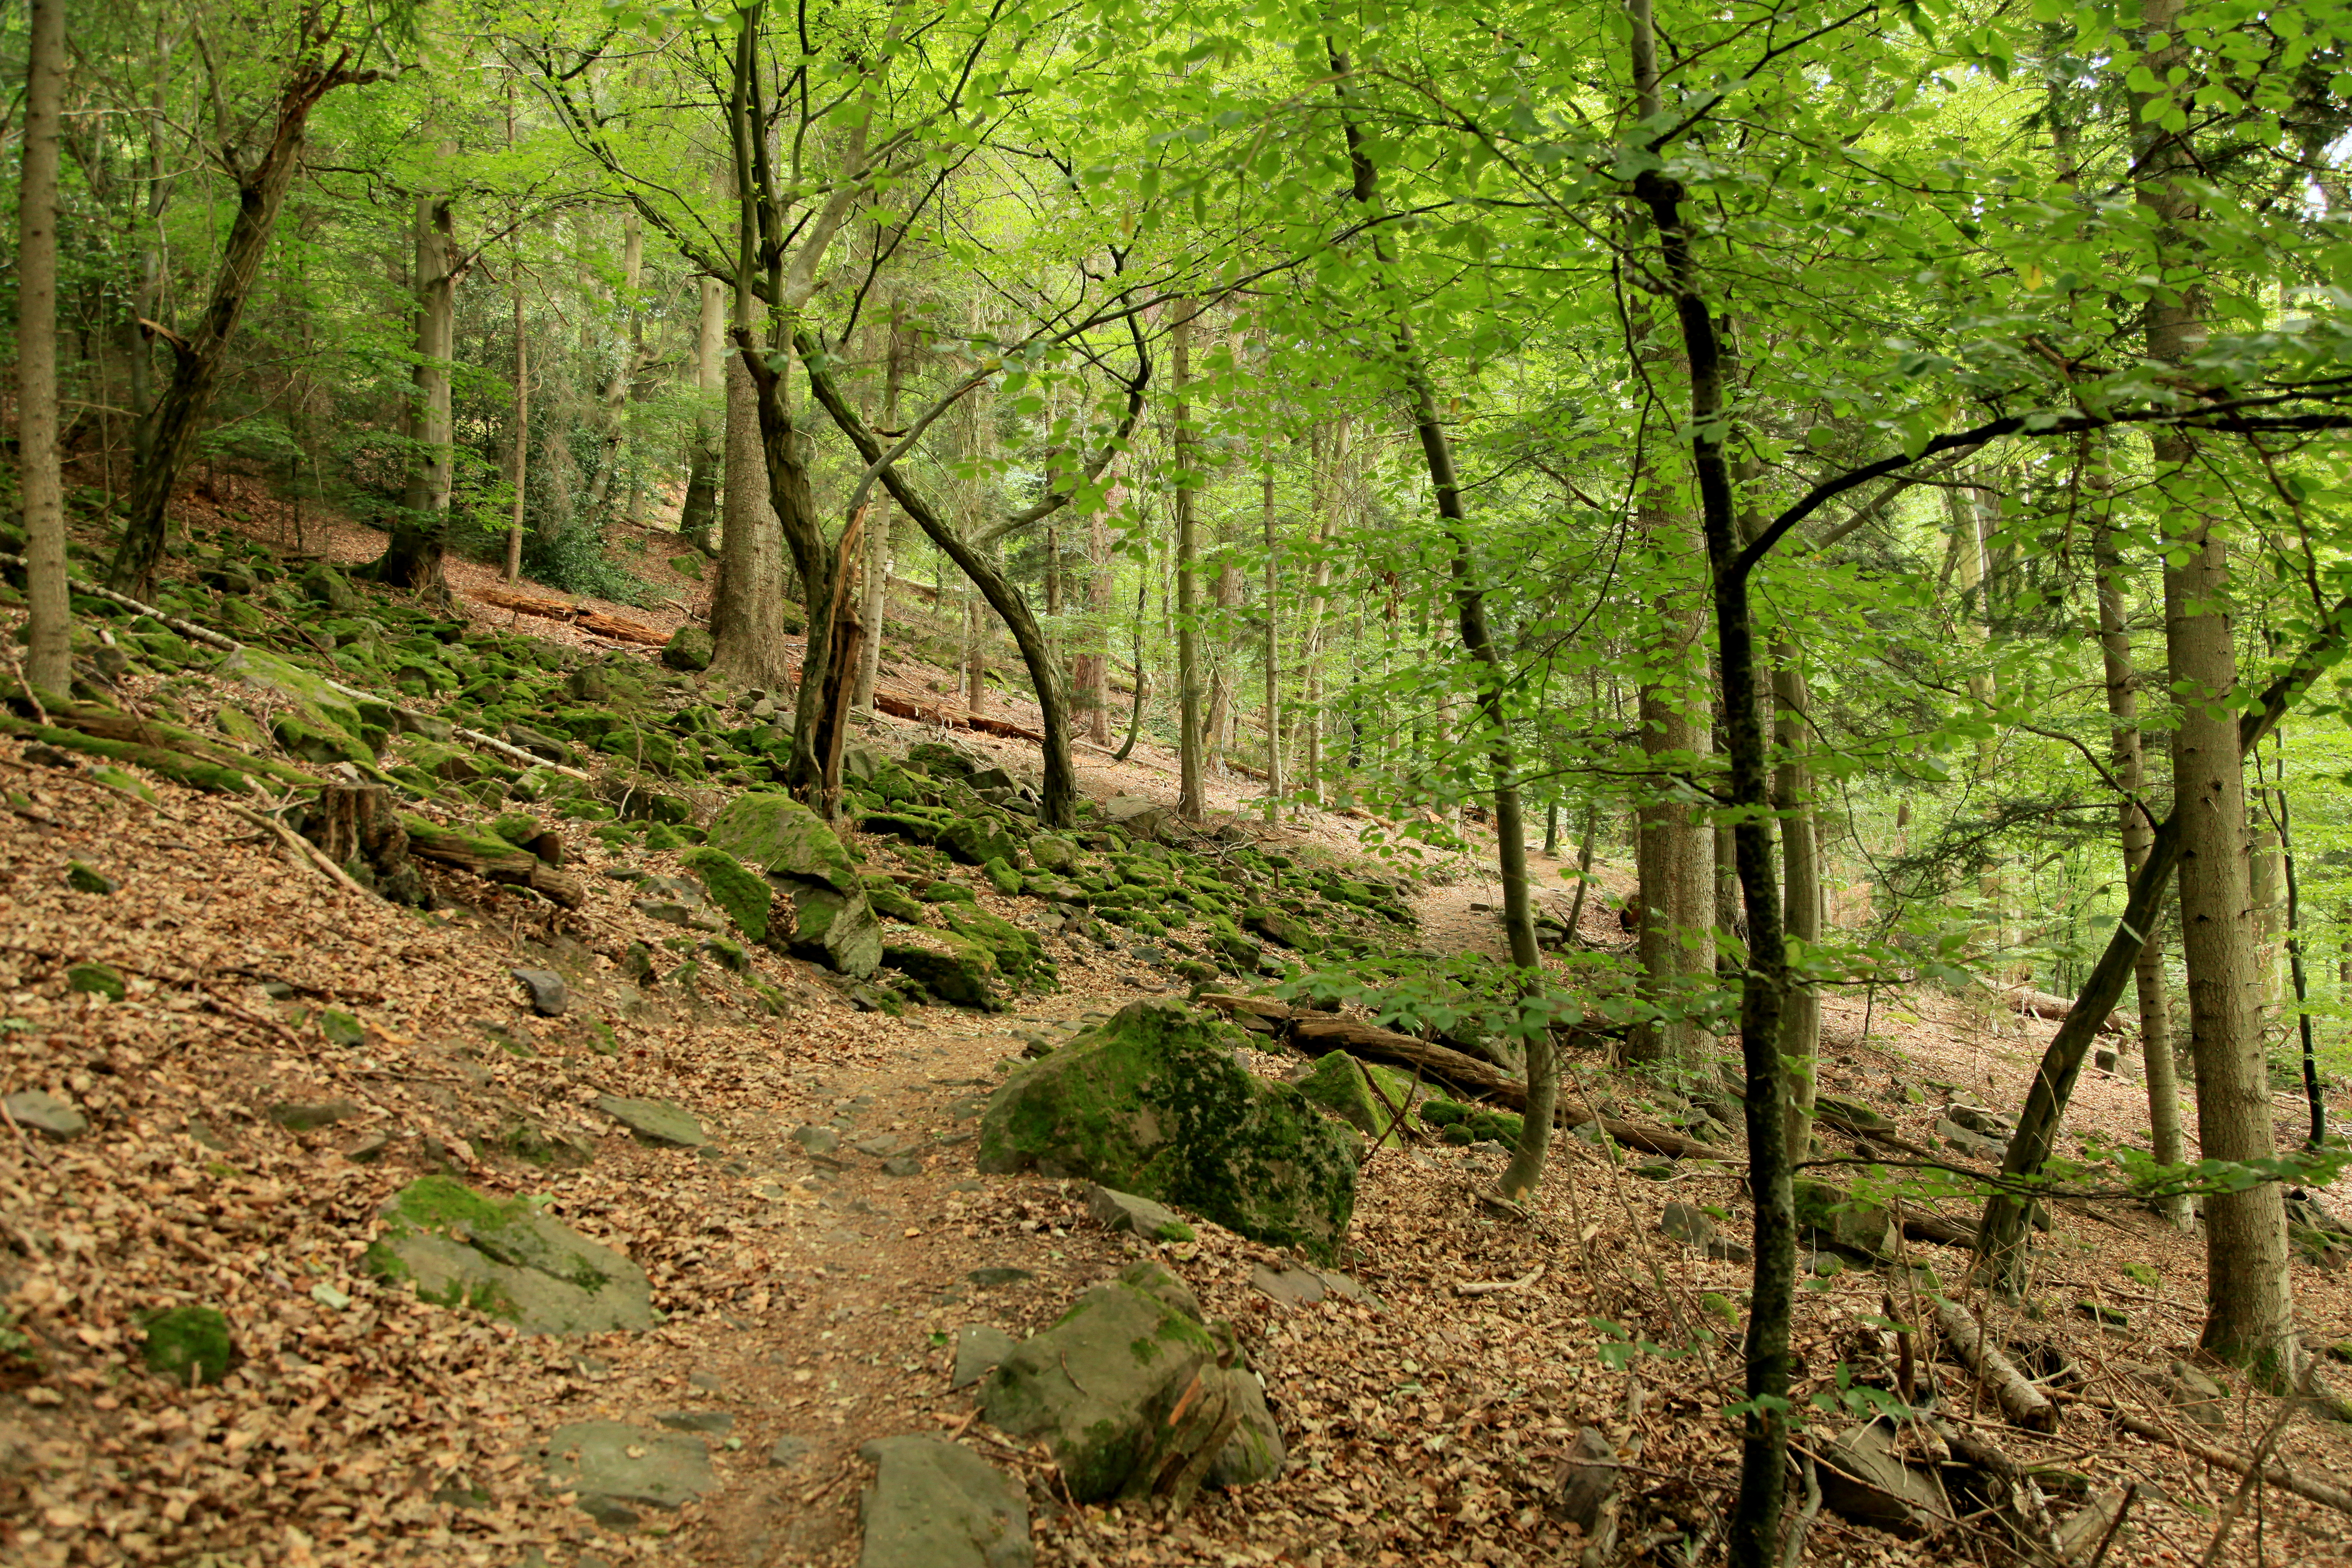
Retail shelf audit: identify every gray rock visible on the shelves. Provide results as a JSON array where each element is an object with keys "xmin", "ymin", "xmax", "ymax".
[
  {"xmin": 366, "ymin": 1176, "xmax": 655, "ymax": 1336},
  {"xmin": 1085, "ymin": 1184, "xmax": 1194, "ymax": 1242},
  {"xmin": 792, "ymin": 1124, "xmax": 841, "ymax": 1155},
  {"xmin": 1935, "ymin": 1117, "xmax": 2007, "ymax": 1163},
  {"xmin": 342, "ymin": 1129, "xmax": 392, "ymax": 1165},
  {"xmin": 952, "ymin": 1324, "xmax": 1018, "ymax": 1389},
  {"xmin": 595, "ymin": 1094, "xmax": 709, "ymax": 1148},
  {"xmin": 980, "ymin": 1261, "xmax": 1279, "ymax": 1502},
  {"xmin": 3, "ymin": 1090, "xmax": 86, "ymax": 1141},
  {"xmin": 854, "ymin": 1133, "xmax": 917, "ymax": 1158},
  {"xmin": 1661, "ymin": 1202, "xmax": 1718, "ymax": 1248},
  {"xmin": 1816, "ymin": 1423, "xmax": 1939, "ymax": 1535},
  {"xmin": 769, "ymin": 1434, "xmax": 813, "ymax": 1468},
  {"xmin": 511, "ymin": 967, "xmax": 569, "ymax": 1018},
  {"xmin": 968, "ymin": 1267, "xmax": 1034, "ymax": 1288},
  {"xmin": 655, "ymin": 1411, "xmax": 735, "ymax": 1434},
  {"xmin": 1250, "ymin": 1263, "xmax": 1326, "ymax": 1307},
  {"xmin": 881, "ymin": 1156, "xmax": 923, "ymax": 1177},
  {"xmin": 1794, "ymin": 1179, "xmax": 1898, "ymax": 1261},
  {"xmin": 857, "ymin": 1434, "xmax": 1031, "ymax": 1568},
  {"xmin": 269, "ymin": 1099, "xmax": 361, "ymax": 1132},
  {"xmin": 540, "ymin": 1421, "xmax": 714, "ymax": 1520},
  {"xmin": 1944, "ymin": 1104, "xmax": 2014, "ymax": 1137}
]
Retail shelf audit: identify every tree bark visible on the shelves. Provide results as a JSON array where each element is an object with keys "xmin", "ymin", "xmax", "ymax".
[
  {"xmin": 2135, "ymin": 0, "xmax": 2299, "ymax": 1381},
  {"xmin": 505, "ymin": 273, "xmax": 529, "ymax": 582},
  {"xmin": 1263, "ymin": 461, "xmax": 1282, "ymax": 823},
  {"xmin": 2091, "ymin": 497, "xmax": 2188, "ymax": 1223},
  {"xmin": 377, "ymin": 171, "xmax": 462, "ymax": 597},
  {"xmin": 1774, "ymin": 658, "xmax": 1821, "ymax": 1165},
  {"xmin": 108, "ymin": 46, "xmax": 366, "ymax": 594},
  {"xmin": 16, "ymin": 0, "xmax": 70, "ymax": 697},
  {"xmin": 854, "ymin": 307, "xmax": 901, "ymax": 712},
  {"xmin": 679, "ymin": 276, "xmax": 726, "ymax": 550},
  {"xmin": 1173, "ymin": 299, "xmax": 1207, "ymax": 822}
]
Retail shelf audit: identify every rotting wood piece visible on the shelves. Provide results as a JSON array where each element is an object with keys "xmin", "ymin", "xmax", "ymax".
[
  {"xmin": 870, "ymin": 689, "xmax": 1047, "ymax": 743},
  {"xmin": 2059, "ymin": 1392, "xmax": 2352, "ymax": 1516},
  {"xmin": 1278, "ymin": 1013, "xmax": 1733, "ymax": 1161},
  {"xmin": 304, "ymin": 784, "xmax": 427, "ymax": 905},
  {"xmin": 2001, "ymin": 983, "xmax": 2125, "ymax": 1035},
  {"xmin": 398, "ymin": 814, "xmax": 585, "ymax": 908},
  {"xmin": 1931, "ymin": 1297, "xmax": 2059, "ymax": 1432}
]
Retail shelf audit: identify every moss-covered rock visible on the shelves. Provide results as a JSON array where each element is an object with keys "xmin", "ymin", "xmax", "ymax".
[
  {"xmin": 707, "ymin": 792, "xmax": 857, "ymax": 890},
  {"xmin": 1296, "ymin": 1054, "xmax": 1416, "ymax": 1147},
  {"xmin": 781, "ymin": 881, "xmax": 882, "ymax": 977},
  {"xmin": 1243, "ymin": 905, "xmax": 1321, "ymax": 952},
  {"xmin": 1027, "ymin": 833, "xmax": 1082, "ymax": 874},
  {"xmin": 141, "ymin": 1305, "xmax": 234, "ymax": 1385},
  {"xmin": 977, "ymin": 1001, "xmax": 1357, "ymax": 1261},
  {"xmin": 66, "ymin": 962, "xmax": 125, "ymax": 1001},
  {"xmin": 213, "ymin": 645, "xmax": 365, "ymax": 739},
  {"xmin": 860, "ymin": 807, "xmax": 951, "ymax": 845},
  {"xmin": 941, "ymin": 904, "xmax": 1053, "ymax": 993},
  {"xmin": 1794, "ymin": 1179, "xmax": 1897, "ymax": 1259},
  {"xmin": 980, "ymin": 1260, "xmax": 1282, "ymax": 1502},
  {"xmin": 882, "ymin": 929, "xmax": 1002, "ymax": 1008},
  {"xmin": 363, "ymin": 1175, "xmax": 654, "ymax": 1335},
  {"xmin": 681, "ymin": 846, "xmax": 773, "ymax": 944},
  {"xmin": 982, "ymin": 856, "xmax": 1023, "ymax": 896},
  {"xmin": 661, "ymin": 625, "xmax": 713, "ymax": 671},
  {"xmin": 863, "ymin": 877, "xmax": 930, "ymax": 925},
  {"xmin": 938, "ymin": 814, "xmax": 1026, "ymax": 869}
]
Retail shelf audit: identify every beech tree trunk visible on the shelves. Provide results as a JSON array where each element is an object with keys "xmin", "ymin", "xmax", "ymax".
[
  {"xmin": 377, "ymin": 172, "xmax": 462, "ymax": 597},
  {"xmin": 1774, "ymin": 658, "xmax": 1821, "ymax": 1164},
  {"xmin": 1080, "ymin": 509, "xmax": 1116, "ymax": 744},
  {"xmin": 505, "ymin": 274, "xmax": 528, "ymax": 581},
  {"xmin": 17, "ymin": 0, "xmax": 70, "ymax": 696},
  {"xmin": 710, "ymin": 321, "xmax": 792, "ymax": 691},
  {"xmin": 1630, "ymin": 496, "xmax": 1713, "ymax": 1067},
  {"xmin": 1263, "ymin": 463, "xmax": 1282, "ymax": 823},
  {"xmin": 854, "ymin": 309, "xmax": 902, "ymax": 712},
  {"xmin": 679, "ymin": 276, "xmax": 726, "ymax": 549}
]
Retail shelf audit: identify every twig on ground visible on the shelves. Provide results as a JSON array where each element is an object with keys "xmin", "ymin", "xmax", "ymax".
[
  {"xmin": 225, "ymin": 803, "xmax": 370, "ymax": 897},
  {"xmin": 1457, "ymin": 1262, "xmax": 1545, "ymax": 1297}
]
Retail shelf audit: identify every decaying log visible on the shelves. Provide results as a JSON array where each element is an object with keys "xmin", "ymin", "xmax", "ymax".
[
  {"xmin": 870, "ymin": 689, "xmax": 1047, "ymax": 743},
  {"xmin": 464, "ymin": 585, "xmax": 670, "ymax": 647},
  {"xmin": 1901, "ymin": 1210, "xmax": 1981, "ymax": 1250},
  {"xmin": 304, "ymin": 784, "xmax": 428, "ymax": 905},
  {"xmin": 1932, "ymin": 1297, "xmax": 2060, "ymax": 1432},
  {"xmin": 1926, "ymin": 1415, "xmax": 2061, "ymax": 1555},
  {"xmin": 1, "ymin": 712, "xmax": 262, "ymax": 794},
  {"xmin": 400, "ymin": 814, "xmax": 585, "ymax": 908},
  {"xmin": 2002, "ymin": 983, "xmax": 2125, "ymax": 1035},
  {"xmin": 1277, "ymin": 1012, "xmax": 1734, "ymax": 1161},
  {"xmin": 2071, "ymin": 1393, "xmax": 2352, "ymax": 1516}
]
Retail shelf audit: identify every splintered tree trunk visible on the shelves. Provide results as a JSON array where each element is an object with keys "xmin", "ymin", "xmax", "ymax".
[
  {"xmin": 305, "ymin": 784, "xmax": 425, "ymax": 906},
  {"xmin": 2092, "ymin": 502, "xmax": 2188, "ymax": 1225},
  {"xmin": 16, "ymin": 0, "xmax": 70, "ymax": 696},
  {"xmin": 812, "ymin": 512, "xmax": 867, "ymax": 820}
]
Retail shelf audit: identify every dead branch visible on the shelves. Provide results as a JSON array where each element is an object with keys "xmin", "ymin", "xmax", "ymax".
[
  {"xmin": 1933, "ymin": 1296, "xmax": 2060, "ymax": 1432},
  {"xmin": 1457, "ymin": 1262, "xmax": 1545, "ymax": 1297}
]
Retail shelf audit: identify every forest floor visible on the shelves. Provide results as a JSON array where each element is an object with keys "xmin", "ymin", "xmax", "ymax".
[{"xmin": 8, "ymin": 497, "xmax": 2352, "ymax": 1566}]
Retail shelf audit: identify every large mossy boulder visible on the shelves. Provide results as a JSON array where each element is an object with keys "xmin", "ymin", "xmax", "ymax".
[
  {"xmin": 977, "ymin": 1001, "xmax": 1356, "ymax": 1261},
  {"xmin": 941, "ymin": 905, "xmax": 1053, "ymax": 992},
  {"xmin": 362, "ymin": 1176, "xmax": 654, "ymax": 1335},
  {"xmin": 884, "ymin": 929, "xmax": 1003, "ymax": 1008},
  {"xmin": 214, "ymin": 646, "xmax": 365, "ymax": 739},
  {"xmin": 939, "ymin": 814, "xmax": 1026, "ymax": 869},
  {"xmin": 980, "ymin": 1261, "xmax": 1282, "ymax": 1504},
  {"xmin": 1296, "ymin": 1053, "xmax": 1415, "ymax": 1148},
  {"xmin": 660, "ymin": 625, "xmax": 714, "ymax": 671},
  {"xmin": 784, "ymin": 881, "xmax": 882, "ymax": 978},
  {"xmin": 707, "ymin": 792, "xmax": 857, "ymax": 890}
]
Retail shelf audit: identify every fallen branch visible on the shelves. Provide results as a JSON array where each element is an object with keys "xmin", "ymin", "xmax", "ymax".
[
  {"xmin": 2063, "ymin": 1392, "xmax": 2352, "ymax": 1516},
  {"xmin": 1457, "ymin": 1262, "xmax": 1545, "ymax": 1297},
  {"xmin": 400, "ymin": 814, "xmax": 586, "ymax": 908},
  {"xmin": 1932, "ymin": 1296, "xmax": 2060, "ymax": 1432}
]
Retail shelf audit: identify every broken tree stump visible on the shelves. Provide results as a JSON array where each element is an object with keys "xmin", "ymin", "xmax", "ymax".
[{"xmin": 303, "ymin": 784, "xmax": 427, "ymax": 905}]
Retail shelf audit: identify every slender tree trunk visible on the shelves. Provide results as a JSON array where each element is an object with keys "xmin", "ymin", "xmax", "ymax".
[
  {"xmin": 679, "ymin": 276, "xmax": 726, "ymax": 550},
  {"xmin": 2092, "ymin": 500, "xmax": 2189, "ymax": 1222},
  {"xmin": 505, "ymin": 281, "xmax": 528, "ymax": 582},
  {"xmin": 108, "ymin": 50, "xmax": 361, "ymax": 593},
  {"xmin": 1630, "ymin": 494, "xmax": 1712, "ymax": 1066},
  {"xmin": 710, "ymin": 275, "xmax": 792, "ymax": 690},
  {"xmin": 2275, "ymin": 769, "xmax": 2325, "ymax": 1148},
  {"xmin": 1082, "ymin": 508, "xmax": 1116, "ymax": 744},
  {"xmin": 17, "ymin": 0, "xmax": 69, "ymax": 696},
  {"xmin": 1263, "ymin": 462, "xmax": 1281, "ymax": 822},
  {"xmin": 1299, "ymin": 420, "xmax": 1343, "ymax": 808},
  {"xmin": 583, "ymin": 211, "xmax": 642, "ymax": 518},
  {"xmin": 1774, "ymin": 658, "xmax": 1821, "ymax": 1164},
  {"xmin": 1113, "ymin": 573, "xmax": 1148, "ymax": 763},
  {"xmin": 1173, "ymin": 300, "xmax": 1207, "ymax": 821},
  {"xmin": 1628, "ymin": 3, "xmax": 1795, "ymax": 1555},
  {"xmin": 855, "ymin": 307, "xmax": 901, "ymax": 712}
]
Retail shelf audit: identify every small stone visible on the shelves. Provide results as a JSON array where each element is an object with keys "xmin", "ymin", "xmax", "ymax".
[
  {"xmin": 320, "ymin": 1009, "xmax": 365, "ymax": 1048},
  {"xmin": 65, "ymin": 861, "xmax": 116, "ymax": 895},
  {"xmin": 1661, "ymin": 1202, "xmax": 1720, "ymax": 1249},
  {"xmin": 768, "ymin": 1434, "xmax": 812, "ymax": 1468},
  {"xmin": 953, "ymin": 1324, "xmax": 1018, "ymax": 1389},
  {"xmin": 3, "ymin": 1090, "xmax": 87, "ymax": 1141},
  {"xmin": 791, "ymin": 1124, "xmax": 841, "ymax": 1155},
  {"xmin": 310, "ymin": 1282, "xmax": 353, "ymax": 1311},
  {"xmin": 2093, "ymin": 1048, "xmax": 2119, "ymax": 1073},
  {"xmin": 654, "ymin": 1411, "xmax": 735, "ymax": 1434},
  {"xmin": 1250, "ymin": 1262, "xmax": 1326, "ymax": 1307},
  {"xmin": 967, "ymin": 1266, "xmax": 1034, "ymax": 1288},
  {"xmin": 65, "ymin": 962, "xmax": 126, "ymax": 1002},
  {"xmin": 142, "ymin": 1305, "xmax": 234, "ymax": 1385},
  {"xmin": 854, "ymin": 1133, "xmax": 917, "ymax": 1159},
  {"xmin": 881, "ymin": 1155, "xmax": 923, "ymax": 1177},
  {"xmin": 511, "ymin": 967, "xmax": 569, "ymax": 1018},
  {"xmin": 342, "ymin": 1129, "xmax": 392, "ymax": 1164},
  {"xmin": 539, "ymin": 1421, "xmax": 714, "ymax": 1520},
  {"xmin": 269, "ymin": 1100, "xmax": 362, "ymax": 1132},
  {"xmin": 1085, "ymin": 1184, "xmax": 1196, "ymax": 1243},
  {"xmin": 594, "ymin": 1094, "xmax": 709, "ymax": 1148}
]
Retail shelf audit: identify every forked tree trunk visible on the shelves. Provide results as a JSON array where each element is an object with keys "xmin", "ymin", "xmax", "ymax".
[
  {"xmin": 17, "ymin": 0, "xmax": 70, "ymax": 696},
  {"xmin": 109, "ymin": 47, "xmax": 367, "ymax": 594}
]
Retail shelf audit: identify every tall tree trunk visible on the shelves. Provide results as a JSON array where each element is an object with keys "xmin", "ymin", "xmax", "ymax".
[
  {"xmin": 1630, "ymin": 488, "xmax": 1712, "ymax": 1066},
  {"xmin": 710, "ymin": 276, "xmax": 792, "ymax": 691},
  {"xmin": 2092, "ymin": 498, "xmax": 2189, "ymax": 1223},
  {"xmin": 679, "ymin": 276, "xmax": 726, "ymax": 550},
  {"xmin": 1173, "ymin": 299, "xmax": 1207, "ymax": 822},
  {"xmin": 2137, "ymin": 0, "xmax": 2299, "ymax": 1381},
  {"xmin": 377, "ymin": 170, "xmax": 462, "ymax": 596},
  {"xmin": 1299, "ymin": 420, "xmax": 1344, "ymax": 807},
  {"xmin": 855, "ymin": 306, "xmax": 901, "ymax": 712},
  {"xmin": 16, "ymin": 0, "xmax": 69, "ymax": 697},
  {"xmin": 583, "ymin": 211, "xmax": 642, "ymax": 519},
  {"xmin": 1081, "ymin": 508, "xmax": 1116, "ymax": 744},
  {"xmin": 505, "ymin": 289, "xmax": 527, "ymax": 582},
  {"xmin": 1627, "ymin": 3, "xmax": 1795, "ymax": 1556},
  {"xmin": 1774, "ymin": 658, "xmax": 1820, "ymax": 1164},
  {"xmin": 108, "ymin": 48, "xmax": 364, "ymax": 593},
  {"xmin": 1263, "ymin": 461, "xmax": 1281, "ymax": 823}
]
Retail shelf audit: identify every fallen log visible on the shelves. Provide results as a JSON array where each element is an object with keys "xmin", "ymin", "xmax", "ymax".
[
  {"xmin": 870, "ymin": 689, "xmax": 1046, "ymax": 743},
  {"xmin": 400, "ymin": 814, "xmax": 585, "ymax": 908},
  {"xmin": 1280, "ymin": 1013, "xmax": 1733, "ymax": 1162},
  {"xmin": 2066, "ymin": 1392, "xmax": 2352, "ymax": 1517},
  {"xmin": 2003, "ymin": 983, "xmax": 2125, "ymax": 1035},
  {"xmin": 1932, "ymin": 1296, "xmax": 2059, "ymax": 1432},
  {"xmin": 1, "ymin": 712, "xmax": 260, "ymax": 794},
  {"xmin": 464, "ymin": 586, "xmax": 671, "ymax": 647}
]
